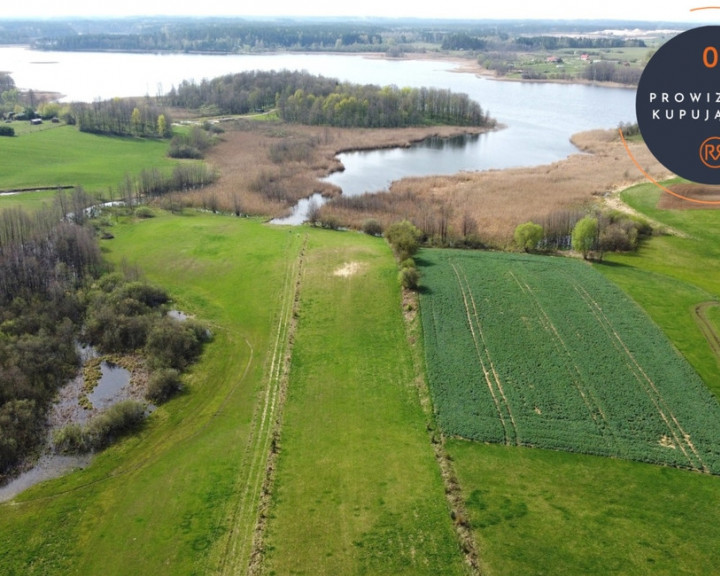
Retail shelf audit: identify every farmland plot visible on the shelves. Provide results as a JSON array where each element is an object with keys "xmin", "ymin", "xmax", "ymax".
[{"xmin": 419, "ymin": 250, "xmax": 720, "ymax": 473}]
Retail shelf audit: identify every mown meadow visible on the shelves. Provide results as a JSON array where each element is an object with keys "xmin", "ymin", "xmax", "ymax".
[
  {"xmin": 0, "ymin": 210, "xmax": 467, "ymax": 575},
  {"xmin": 261, "ymin": 228, "xmax": 465, "ymax": 575},
  {"xmin": 0, "ymin": 123, "xmax": 175, "ymax": 193}
]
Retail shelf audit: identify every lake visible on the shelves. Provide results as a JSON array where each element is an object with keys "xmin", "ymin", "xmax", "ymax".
[{"xmin": 0, "ymin": 46, "xmax": 636, "ymax": 195}]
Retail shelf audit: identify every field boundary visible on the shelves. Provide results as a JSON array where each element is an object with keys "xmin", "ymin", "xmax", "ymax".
[
  {"xmin": 694, "ymin": 301, "xmax": 720, "ymax": 362},
  {"xmin": 404, "ymin": 286, "xmax": 482, "ymax": 576},
  {"xmin": 248, "ymin": 233, "xmax": 307, "ymax": 575}
]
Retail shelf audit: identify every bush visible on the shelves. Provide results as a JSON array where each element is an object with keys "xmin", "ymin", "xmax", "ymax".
[
  {"xmin": 514, "ymin": 221, "xmax": 544, "ymax": 252},
  {"xmin": 572, "ymin": 216, "xmax": 599, "ymax": 259},
  {"xmin": 385, "ymin": 220, "xmax": 423, "ymax": 262},
  {"xmin": 0, "ymin": 125, "xmax": 15, "ymax": 137},
  {"xmin": 53, "ymin": 400, "xmax": 145, "ymax": 453},
  {"xmin": 399, "ymin": 266, "xmax": 420, "ymax": 290},
  {"xmin": 53, "ymin": 423, "xmax": 89, "ymax": 453},
  {"xmin": 146, "ymin": 368, "xmax": 182, "ymax": 404},
  {"xmin": 145, "ymin": 318, "xmax": 205, "ymax": 370},
  {"xmin": 134, "ymin": 206, "xmax": 155, "ymax": 219},
  {"xmin": 362, "ymin": 218, "xmax": 383, "ymax": 236},
  {"xmin": 85, "ymin": 400, "xmax": 145, "ymax": 450},
  {"xmin": 168, "ymin": 143, "xmax": 203, "ymax": 159}
]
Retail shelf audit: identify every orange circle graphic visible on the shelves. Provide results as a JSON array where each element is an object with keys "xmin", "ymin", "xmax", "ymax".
[{"xmin": 700, "ymin": 136, "xmax": 720, "ymax": 169}]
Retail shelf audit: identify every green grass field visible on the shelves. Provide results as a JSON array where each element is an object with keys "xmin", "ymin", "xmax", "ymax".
[
  {"xmin": 450, "ymin": 440, "xmax": 720, "ymax": 575},
  {"xmin": 0, "ymin": 212, "xmax": 301, "ymax": 574},
  {"xmin": 0, "ymin": 212, "xmax": 466, "ymax": 574},
  {"xmin": 262, "ymin": 229, "xmax": 465, "ymax": 575},
  {"xmin": 0, "ymin": 124, "xmax": 175, "ymax": 193}
]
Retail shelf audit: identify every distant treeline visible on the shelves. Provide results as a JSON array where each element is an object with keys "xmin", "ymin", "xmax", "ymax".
[
  {"xmin": 515, "ymin": 36, "xmax": 646, "ymax": 50},
  {"xmin": 0, "ymin": 17, "xmax": 668, "ymax": 56},
  {"xmin": 35, "ymin": 22, "xmax": 386, "ymax": 53},
  {"xmin": 168, "ymin": 70, "xmax": 494, "ymax": 128}
]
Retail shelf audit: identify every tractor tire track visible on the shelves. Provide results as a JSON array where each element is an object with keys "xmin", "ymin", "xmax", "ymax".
[
  {"xmin": 575, "ymin": 284, "xmax": 707, "ymax": 473},
  {"xmin": 451, "ymin": 262, "xmax": 518, "ymax": 445},
  {"xmin": 509, "ymin": 271, "xmax": 615, "ymax": 443},
  {"xmin": 216, "ymin": 233, "xmax": 307, "ymax": 575}
]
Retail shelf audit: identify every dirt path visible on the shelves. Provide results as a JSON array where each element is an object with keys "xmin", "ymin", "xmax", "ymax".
[
  {"xmin": 603, "ymin": 187, "xmax": 690, "ymax": 238},
  {"xmin": 694, "ymin": 302, "xmax": 720, "ymax": 361},
  {"xmin": 214, "ymin": 232, "xmax": 307, "ymax": 576}
]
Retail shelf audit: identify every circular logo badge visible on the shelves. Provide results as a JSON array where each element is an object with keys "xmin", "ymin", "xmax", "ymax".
[
  {"xmin": 699, "ymin": 136, "xmax": 720, "ymax": 168},
  {"xmin": 636, "ymin": 26, "xmax": 720, "ymax": 184}
]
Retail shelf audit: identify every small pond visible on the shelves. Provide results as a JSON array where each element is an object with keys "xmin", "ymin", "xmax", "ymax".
[{"xmin": 88, "ymin": 361, "xmax": 132, "ymax": 409}]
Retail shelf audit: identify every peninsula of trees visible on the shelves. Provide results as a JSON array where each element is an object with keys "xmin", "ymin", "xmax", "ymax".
[{"xmin": 168, "ymin": 70, "xmax": 494, "ymax": 128}]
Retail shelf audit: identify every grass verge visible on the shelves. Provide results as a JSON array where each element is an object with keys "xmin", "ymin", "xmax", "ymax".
[{"xmin": 450, "ymin": 440, "xmax": 720, "ymax": 576}]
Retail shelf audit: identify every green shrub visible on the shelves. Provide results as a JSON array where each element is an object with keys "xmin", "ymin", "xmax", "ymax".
[
  {"xmin": 513, "ymin": 221, "xmax": 544, "ymax": 252},
  {"xmin": 399, "ymin": 266, "xmax": 420, "ymax": 290},
  {"xmin": 134, "ymin": 206, "xmax": 155, "ymax": 219},
  {"xmin": 145, "ymin": 317, "xmax": 204, "ymax": 370},
  {"xmin": 146, "ymin": 368, "xmax": 182, "ymax": 404},
  {"xmin": 85, "ymin": 400, "xmax": 145, "ymax": 449},
  {"xmin": 362, "ymin": 218, "xmax": 383, "ymax": 236},
  {"xmin": 53, "ymin": 400, "xmax": 145, "ymax": 453},
  {"xmin": 0, "ymin": 125, "xmax": 15, "ymax": 137},
  {"xmin": 53, "ymin": 423, "xmax": 89, "ymax": 453},
  {"xmin": 385, "ymin": 220, "xmax": 422, "ymax": 262}
]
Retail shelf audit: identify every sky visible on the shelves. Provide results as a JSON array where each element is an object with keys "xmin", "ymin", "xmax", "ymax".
[{"xmin": 2, "ymin": 0, "xmax": 719, "ymax": 24}]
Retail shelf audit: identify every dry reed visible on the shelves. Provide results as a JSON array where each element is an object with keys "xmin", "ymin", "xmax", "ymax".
[{"xmin": 180, "ymin": 119, "xmax": 670, "ymax": 246}]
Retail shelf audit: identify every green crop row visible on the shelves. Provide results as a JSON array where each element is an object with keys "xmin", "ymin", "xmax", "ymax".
[{"xmin": 419, "ymin": 249, "xmax": 720, "ymax": 474}]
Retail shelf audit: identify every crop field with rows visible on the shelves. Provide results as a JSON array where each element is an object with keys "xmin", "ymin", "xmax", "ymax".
[{"xmin": 419, "ymin": 249, "xmax": 720, "ymax": 474}]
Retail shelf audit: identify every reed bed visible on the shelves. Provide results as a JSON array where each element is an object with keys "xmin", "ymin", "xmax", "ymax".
[{"xmin": 185, "ymin": 120, "xmax": 669, "ymax": 246}]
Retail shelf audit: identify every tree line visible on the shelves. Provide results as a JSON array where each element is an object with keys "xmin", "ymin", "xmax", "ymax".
[
  {"xmin": 0, "ymin": 197, "xmax": 101, "ymax": 480},
  {"xmin": 73, "ymin": 98, "xmax": 172, "ymax": 137},
  {"xmin": 168, "ymin": 70, "xmax": 494, "ymax": 128},
  {"xmin": 33, "ymin": 22, "xmax": 386, "ymax": 53},
  {"xmin": 515, "ymin": 35, "xmax": 646, "ymax": 50}
]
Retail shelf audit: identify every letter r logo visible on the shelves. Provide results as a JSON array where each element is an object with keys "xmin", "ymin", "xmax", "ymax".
[{"xmin": 700, "ymin": 136, "xmax": 720, "ymax": 168}]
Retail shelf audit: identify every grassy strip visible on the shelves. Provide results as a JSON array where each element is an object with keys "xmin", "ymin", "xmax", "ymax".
[
  {"xmin": 449, "ymin": 440, "xmax": 720, "ymax": 575},
  {"xmin": 261, "ymin": 228, "xmax": 467, "ymax": 575},
  {"xmin": 598, "ymin": 184, "xmax": 720, "ymax": 397},
  {"xmin": 0, "ymin": 212, "xmax": 300, "ymax": 574}
]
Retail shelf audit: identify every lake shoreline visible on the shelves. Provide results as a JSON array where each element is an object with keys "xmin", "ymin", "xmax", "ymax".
[{"xmin": 10, "ymin": 44, "xmax": 636, "ymax": 97}]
